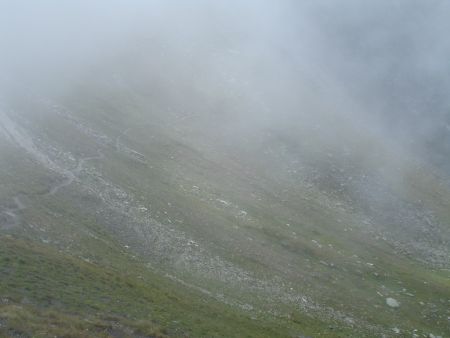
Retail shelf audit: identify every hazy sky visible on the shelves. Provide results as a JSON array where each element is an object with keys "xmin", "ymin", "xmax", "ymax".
[{"xmin": 1, "ymin": 1, "xmax": 449, "ymax": 167}]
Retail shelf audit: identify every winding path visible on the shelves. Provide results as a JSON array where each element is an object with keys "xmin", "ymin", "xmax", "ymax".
[
  {"xmin": 1, "ymin": 150, "xmax": 104, "ymax": 229},
  {"xmin": 115, "ymin": 128, "xmax": 131, "ymax": 151},
  {"xmin": 46, "ymin": 150, "xmax": 104, "ymax": 196},
  {"xmin": 1, "ymin": 195, "xmax": 26, "ymax": 229}
]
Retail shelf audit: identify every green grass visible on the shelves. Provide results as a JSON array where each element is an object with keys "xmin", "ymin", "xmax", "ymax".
[
  {"xmin": 2, "ymin": 235, "xmax": 333, "ymax": 337},
  {"xmin": 1, "ymin": 86, "xmax": 449, "ymax": 337}
]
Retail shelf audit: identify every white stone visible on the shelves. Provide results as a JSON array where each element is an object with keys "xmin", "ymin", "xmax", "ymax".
[{"xmin": 386, "ymin": 297, "xmax": 400, "ymax": 308}]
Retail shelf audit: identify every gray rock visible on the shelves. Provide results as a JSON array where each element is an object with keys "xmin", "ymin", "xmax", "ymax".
[{"xmin": 386, "ymin": 297, "xmax": 400, "ymax": 308}]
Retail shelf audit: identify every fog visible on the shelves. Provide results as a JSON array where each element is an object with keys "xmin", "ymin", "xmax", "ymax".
[
  {"xmin": 1, "ymin": 3, "xmax": 450, "ymax": 334},
  {"xmin": 1, "ymin": 0, "xmax": 450, "ymax": 170}
]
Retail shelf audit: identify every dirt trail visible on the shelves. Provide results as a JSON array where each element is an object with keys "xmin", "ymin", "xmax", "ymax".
[
  {"xmin": 1, "ymin": 109, "xmax": 132, "ymax": 230},
  {"xmin": 115, "ymin": 128, "xmax": 131, "ymax": 151},
  {"xmin": 1, "ymin": 195, "xmax": 26, "ymax": 229},
  {"xmin": 46, "ymin": 150, "xmax": 104, "ymax": 196},
  {"xmin": 1, "ymin": 150, "xmax": 104, "ymax": 229},
  {"xmin": 115, "ymin": 127, "xmax": 147, "ymax": 163},
  {"xmin": 1, "ymin": 110, "xmax": 107, "ymax": 228}
]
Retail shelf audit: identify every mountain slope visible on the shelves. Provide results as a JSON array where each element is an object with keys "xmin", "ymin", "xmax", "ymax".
[
  {"xmin": 1, "ymin": 77, "xmax": 449, "ymax": 337},
  {"xmin": 1, "ymin": 2, "xmax": 450, "ymax": 336}
]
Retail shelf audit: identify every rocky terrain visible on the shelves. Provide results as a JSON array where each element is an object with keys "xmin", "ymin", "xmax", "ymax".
[
  {"xmin": 1, "ymin": 78, "xmax": 449, "ymax": 337},
  {"xmin": 1, "ymin": 1, "xmax": 449, "ymax": 337}
]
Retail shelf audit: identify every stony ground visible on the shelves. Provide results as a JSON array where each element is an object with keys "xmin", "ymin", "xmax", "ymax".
[{"xmin": 1, "ymin": 72, "xmax": 449, "ymax": 337}]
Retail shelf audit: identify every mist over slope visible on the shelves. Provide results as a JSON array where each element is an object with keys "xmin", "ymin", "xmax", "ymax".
[{"xmin": 1, "ymin": 1, "xmax": 449, "ymax": 337}]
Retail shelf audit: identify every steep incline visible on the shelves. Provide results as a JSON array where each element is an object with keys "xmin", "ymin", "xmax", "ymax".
[{"xmin": 1, "ymin": 85, "xmax": 449, "ymax": 337}]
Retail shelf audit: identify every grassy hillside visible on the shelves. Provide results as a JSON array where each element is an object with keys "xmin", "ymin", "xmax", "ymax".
[
  {"xmin": 1, "ymin": 71, "xmax": 449, "ymax": 337},
  {"xmin": 3, "ymin": 235, "xmax": 326, "ymax": 338}
]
